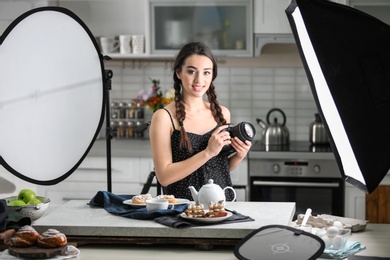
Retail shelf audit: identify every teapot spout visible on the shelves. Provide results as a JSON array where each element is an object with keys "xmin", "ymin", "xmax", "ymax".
[
  {"xmin": 188, "ymin": 186, "xmax": 198, "ymax": 203},
  {"xmin": 256, "ymin": 118, "xmax": 267, "ymax": 129}
]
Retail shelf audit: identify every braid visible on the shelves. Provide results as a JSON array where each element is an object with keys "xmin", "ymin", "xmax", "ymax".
[
  {"xmin": 207, "ymin": 82, "xmax": 227, "ymax": 126},
  {"xmin": 174, "ymin": 81, "xmax": 192, "ymax": 152}
]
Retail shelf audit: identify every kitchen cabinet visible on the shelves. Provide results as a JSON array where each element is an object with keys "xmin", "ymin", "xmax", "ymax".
[
  {"xmin": 230, "ymin": 158, "xmax": 248, "ymax": 201},
  {"xmin": 148, "ymin": 0, "xmax": 253, "ymax": 57},
  {"xmin": 366, "ymin": 185, "xmax": 390, "ymax": 223},
  {"xmin": 348, "ymin": 0, "xmax": 390, "ymax": 25},
  {"xmin": 37, "ymin": 157, "xmax": 149, "ymax": 212},
  {"xmin": 344, "ymin": 183, "xmax": 366, "ymax": 219},
  {"xmin": 253, "ymin": 0, "xmax": 348, "ymax": 56}
]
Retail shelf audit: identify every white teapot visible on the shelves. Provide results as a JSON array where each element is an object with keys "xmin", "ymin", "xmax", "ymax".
[{"xmin": 188, "ymin": 179, "xmax": 236, "ymax": 209}]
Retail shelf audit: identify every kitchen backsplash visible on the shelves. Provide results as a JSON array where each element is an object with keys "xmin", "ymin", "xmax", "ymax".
[{"xmin": 106, "ymin": 61, "xmax": 317, "ymax": 142}]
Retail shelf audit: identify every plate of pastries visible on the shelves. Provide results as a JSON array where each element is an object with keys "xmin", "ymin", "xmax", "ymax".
[
  {"xmin": 180, "ymin": 201, "xmax": 233, "ymax": 223},
  {"xmin": 7, "ymin": 225, "xmax": 77, "ymax": 259},
  {"xmin": 123, "ymin": 194, "xmax": 190, "ymax": 207}
]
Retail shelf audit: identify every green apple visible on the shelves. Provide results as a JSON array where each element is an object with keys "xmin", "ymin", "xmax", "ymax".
[
  {"xmin": 8, "ymin": 200, "xmax": 26, "ymax": 206},
  {"xmin": 17, "ymin": 189, "xmax": 36, "ymax": 204},
  {"xmin": 27, "ymin": 198, "xmax": 42, "ymax": 205}
]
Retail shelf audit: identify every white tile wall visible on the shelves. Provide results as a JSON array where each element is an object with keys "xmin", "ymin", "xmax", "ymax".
[{"xmin": 105, "ymin": 61, "xmax": 319, "ymax": 142}]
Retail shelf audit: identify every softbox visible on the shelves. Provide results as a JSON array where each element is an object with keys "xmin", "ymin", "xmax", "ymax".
[{"xmin": 285, "ymin": 0, "xmax": 390, "ymax": 193}]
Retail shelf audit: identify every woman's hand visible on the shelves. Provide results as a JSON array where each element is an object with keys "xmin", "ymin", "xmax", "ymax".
[
  {"xmin": 230, "ymin": 137, "xmax": 252, "ymax": 159},
  {"xmin": 205, "ymin": 125, "xmax": 231, "ymax": 157}
]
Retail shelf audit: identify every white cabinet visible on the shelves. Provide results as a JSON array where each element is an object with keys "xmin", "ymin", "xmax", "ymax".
[
  {"xmin": 344, "ymin": 183, "xmax": 366, "ymax": 219},
  {"xmin": 230, "ymin": 159, "xmax": 248, "ymax": 201},
  {"xmin": 37, "ymin": 157, "xmax": 146, "ymax": 212},
  {"xmin": 148, "ymin": 0, "xmax": 253, "ymax": 57},
  {"xmin": 254, "ymin": 0, "xmax": 292, "ymax": 34}
]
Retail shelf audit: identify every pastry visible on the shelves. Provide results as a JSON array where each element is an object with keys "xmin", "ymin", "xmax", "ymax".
[
  {"xmin": 155, "ymin": 194, "xmax": 176, "ymax": 204},
  {"xmin": 37, "ymin": 229, "xmax": 67, "ymax": 248},
  {"xmin": 131, "ymin": 194, "xmax": 152, "ymax": 205},
  {"xmin": 10, "ymin": 225, "xmax": 40, "ymax": 247},
  {"xmin": 184, "ymin": 203, "xmax": 205, "ymax": 218},
  {"xmin": 205, "ymin": 201, "xmax": 228, "ymax": 218}
]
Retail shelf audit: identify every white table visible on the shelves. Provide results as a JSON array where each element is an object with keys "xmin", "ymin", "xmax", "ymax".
[{"xmin": 33, "ymin": 200, "xmax": 296, "ymax": 246}]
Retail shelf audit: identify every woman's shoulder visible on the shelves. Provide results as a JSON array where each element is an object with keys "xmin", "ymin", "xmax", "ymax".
[{"xmin": 220, "ymin": 105, "xmax": 231, "ymax": 122}]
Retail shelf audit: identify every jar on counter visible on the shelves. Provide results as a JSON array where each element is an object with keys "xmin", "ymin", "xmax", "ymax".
[
  {"xmin": 117, "ymin": 121, "xmax": 127, "ymax": 139},
  {"xmin": 135, "ymin": 121, "xmax": 144, "ymax": 138},
  {"xmin": 135, "ymin": 106, "xmax": 144, "ymax": 119},
  {"xmin": 127, "ymin": 106, "xmax": 135, "ymax": 119},
  {"xmin": 127, "ymin": 121, "xmax": 135, "ymax": 138},
  {"xmin": 118, "ymin": 102, "xmax": 127, "ymax": 119},
  {"xmin": 110, "ymin": 121, "xmax": 118, "ymax": 138}
]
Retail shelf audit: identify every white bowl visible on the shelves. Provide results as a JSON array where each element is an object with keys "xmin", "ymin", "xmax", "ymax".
[
  {"xmin": 4, "ymin": 196, "xmax": 50, "ymax": 222},
  {"xmin": 317, "ymin": 228, "xmax": 351, "ymax": 251}
]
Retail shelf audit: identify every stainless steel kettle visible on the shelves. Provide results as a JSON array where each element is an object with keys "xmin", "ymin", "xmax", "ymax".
[
  {"xmin": 256, "ymin": 108, "xmax": 290, "ymax": 146},
  {"xmin": 309, "ymin": 113, "xmax": 329, "ymax": 144}
]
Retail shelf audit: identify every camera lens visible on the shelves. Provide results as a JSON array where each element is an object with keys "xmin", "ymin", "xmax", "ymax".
[{"xmin": 231, "ymin": 122, "xmax": 256, "ymax": 142}]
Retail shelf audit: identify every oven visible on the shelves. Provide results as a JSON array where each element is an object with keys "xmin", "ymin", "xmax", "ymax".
[{"xmin": 248, "ymin": 141, "xmax": 344, "ymax": 218}]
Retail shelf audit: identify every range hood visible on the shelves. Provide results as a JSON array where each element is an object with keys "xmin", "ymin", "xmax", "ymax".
[
  {"xmin": 286, "ymin": 0, "xmax": 390, "ymax": 193},
  {"xmin": 254, "ymin": 33, "xmax": 295, "ymax": 56}
]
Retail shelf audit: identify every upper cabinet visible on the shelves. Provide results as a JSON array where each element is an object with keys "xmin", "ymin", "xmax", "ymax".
[
  {"xmin": 348, "ymin": 0, "xmax": 390, "ymax": 25},
  {"xmin": 147, "ymin": 0, "xmax": 253, "ymax": 57},
  {"xmin": 254, "ymin": 0, "xmax": 292, "ymax": 34}
]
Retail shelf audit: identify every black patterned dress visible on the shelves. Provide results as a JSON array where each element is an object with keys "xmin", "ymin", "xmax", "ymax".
[{"xmin": 162, "ymin": 109, "xmax": 234, "ymax": 201}]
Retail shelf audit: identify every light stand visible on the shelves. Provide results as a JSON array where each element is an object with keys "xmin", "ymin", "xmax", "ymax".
[{"xmin": 103, "ymin": 66, "xmax": 113, "ymax": 192}]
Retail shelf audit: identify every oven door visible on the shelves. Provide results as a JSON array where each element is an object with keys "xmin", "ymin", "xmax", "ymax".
[{"xmin": 250, "ymin": 177, "xmax": 344, "ymax": 218}]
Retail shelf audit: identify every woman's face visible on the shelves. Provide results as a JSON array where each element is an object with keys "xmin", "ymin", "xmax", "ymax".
[{"xmin": 176, "ymin": 54, "xmax": 213, "ymax": 98}]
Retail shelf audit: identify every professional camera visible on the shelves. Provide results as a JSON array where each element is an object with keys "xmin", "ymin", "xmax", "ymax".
[{"xmin": 220, "ymin": 122, "xmax": 256, "ymax": 157}]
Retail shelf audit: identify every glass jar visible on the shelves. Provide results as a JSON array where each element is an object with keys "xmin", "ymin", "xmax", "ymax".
[
  {"xmin": 127, "ymin": 121, "xmax": 135, "ymax": 138},
  {"xmin": 118, "ymin": 102, "xmax": 127, "ymax": 119},
  {"xmin": 135, "ymin": 121, "xmax": 144, "ymax": 138},
  {"xmin": 110, "ymin": 121, "xmax": 118, "ymax": 138},
  {"xmin": 117, "ymin": 121, "xmax": 127, "ymax": 139}
]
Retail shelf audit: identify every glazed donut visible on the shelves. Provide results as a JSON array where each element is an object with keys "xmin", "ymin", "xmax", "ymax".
[
  {"xmin": 131, "ymin": 194, "xmax": 152, "ymax": 205},
  {"xmin": 10, "ymin": 225, "xmax": 40, "ymax": 247},
  {"xmin": 37, "ymin": 229, "xmax": 67, "ymax": 248},
  {"xmin": 155, "ymin": 194, "xmax": 176, "ymax": 204}
]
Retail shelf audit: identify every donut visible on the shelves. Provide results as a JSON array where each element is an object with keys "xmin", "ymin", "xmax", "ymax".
[
  {"xmin": 131, "ymin": 194, "xmax": 152, "ymax": 205},
  {"xmin": 10, "ymin": 225, "xmax": 40, "ymax": 247},
  {"xmin": 37, "ymin": 229, "xmax": 67, "ymax": 248}
]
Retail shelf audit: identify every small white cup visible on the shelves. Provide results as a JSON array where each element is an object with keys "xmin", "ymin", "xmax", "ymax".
[
  {"xmin": 119, "ymin": 35, "xmax": 132, "ymax": 54},
  {"xmin": 131, "ymin": 35, "xmax": 145, "ymax": 54},
  {"xmin": 100, "ymin": 37, "xmax": 119, "ymax": 53},
  {"xmin": 146, "ymin": 199, "xmax": 174, "ymax": 211}
]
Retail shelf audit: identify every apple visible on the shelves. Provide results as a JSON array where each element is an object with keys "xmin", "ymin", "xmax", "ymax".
[
  {"xmin": 17, "ymin": 189, "xmax": 36, "ymax": 204},
  {"xmin": 8, "ymin": 200, "xmax": 26, "ymax": 206},
  {"xmin": 27, "ymin": 198, "xmax": 42, "ymax": 205}
]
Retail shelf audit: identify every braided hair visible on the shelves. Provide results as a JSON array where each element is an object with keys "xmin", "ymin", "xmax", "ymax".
[{"xmin": 172, "ymin": 42, "xmax": 226, "ymax": 153}]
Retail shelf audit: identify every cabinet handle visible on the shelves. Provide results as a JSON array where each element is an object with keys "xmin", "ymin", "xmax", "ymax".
[{"xmin": 252, "ymin": 181, "xmax": 339, "ymax": 188}]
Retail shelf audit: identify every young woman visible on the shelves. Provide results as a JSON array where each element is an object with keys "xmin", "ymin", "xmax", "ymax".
[{"xmin": 149, "ymin": 42, "xmax": 251, "ymax": 201}]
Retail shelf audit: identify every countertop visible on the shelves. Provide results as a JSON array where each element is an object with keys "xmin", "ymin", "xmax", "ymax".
[
  {"xmin": 64, "ymin": 224, "xmax": 390, "ymax": 259},
  {"xmin": 32, "ymin": 200, "xmax": 295, "ymax": 241}
]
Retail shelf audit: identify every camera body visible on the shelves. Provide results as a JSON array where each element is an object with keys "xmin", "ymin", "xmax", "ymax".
[{"xmin": 220, "ymin": 122, "xmax": 256, "ymax": 157}]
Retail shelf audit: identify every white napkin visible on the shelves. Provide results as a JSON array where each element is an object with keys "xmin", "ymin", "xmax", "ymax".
[
  {"xmin": 0, "ymin": 245, "xmax": 80, "ymax": 259},
  {"xmin": 321, "ymin": 240, "xmax": 366, "ymax": 259}
]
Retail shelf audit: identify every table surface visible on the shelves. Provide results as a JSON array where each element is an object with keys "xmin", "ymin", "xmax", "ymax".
[
  {"xmin": 60, "ymin": 224, "xmax": 390, "ymax": 260},
  {"xmin": 33, "ymin": 200, "xmax": 296, "ymax": 242}
]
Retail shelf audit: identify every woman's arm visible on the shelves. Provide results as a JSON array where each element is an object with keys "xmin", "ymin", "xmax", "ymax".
[{"xmin": 229, "ymin": 138, "xmax": 252, "ymax": 171}]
